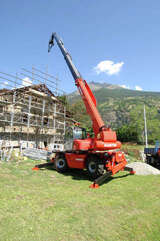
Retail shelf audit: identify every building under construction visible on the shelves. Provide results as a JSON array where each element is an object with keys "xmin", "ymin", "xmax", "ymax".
[{"xmin": 0, "ymin": 67, "xmax": 74, "ymax": 152}]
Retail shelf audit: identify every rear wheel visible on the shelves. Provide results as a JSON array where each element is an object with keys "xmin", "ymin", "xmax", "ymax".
[
  {"xmin": 146, "ymin": 155, "xmax": 152, "ymax": 164},
  {"xmin": 86, "ymin": 155, "xmax": 104, "ymax": 180},
  {"xmin": 55, "ymin": 155, "xmax": 68, "ymax": 173}
]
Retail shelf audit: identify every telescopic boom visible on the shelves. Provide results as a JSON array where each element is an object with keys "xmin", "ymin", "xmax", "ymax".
[{"xmin": 48, "ymin": 32, "xmax": 107, "ymax": 137}]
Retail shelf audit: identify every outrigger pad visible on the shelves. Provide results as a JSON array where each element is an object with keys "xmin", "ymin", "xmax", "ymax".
[
  {"xmin": 130, "ymin": 170, "xmax": 136, "ymax": 175},
  {"xmin": 32, "ymin": 167, "xmax": 39, "ymax": 171},
  {"xmin": 124, "ymin": 166, "xmax": 136, "ymax": 175},
  {"xmin": 89, "ymin": 183, "xmax": 99, "ymax": 189}
]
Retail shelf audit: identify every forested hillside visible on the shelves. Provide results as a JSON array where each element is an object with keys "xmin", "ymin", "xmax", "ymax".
[{"xmin": 67, "ymin": 82, "xmax": 160, "ymax": 144}]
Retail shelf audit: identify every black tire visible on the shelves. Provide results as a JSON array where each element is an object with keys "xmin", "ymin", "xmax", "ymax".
[
  {"xmin": 146, "ymin": 155, "xmax": 151, "ymax": 164},
  {"xmin": 86, "ymin": 155, "xmax": 104, "ymax": 180},
  {"xmin": 55, "ymin": 155, "xmax": 68, "ymax": 173}
]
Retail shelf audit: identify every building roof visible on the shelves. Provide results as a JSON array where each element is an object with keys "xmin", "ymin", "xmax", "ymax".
[
  {"xmin": 0, "ymin": 84, "xmax": 55, "ymax": 98},
  {"xmin": 0, "ymin": 83, "xmax": 74, "ymax": 120}
]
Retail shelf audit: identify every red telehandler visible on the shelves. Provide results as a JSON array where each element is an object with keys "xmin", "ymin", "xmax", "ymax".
[{"xmin": 33, "ymin": 32, "xmax": 135, "ymax": 188}]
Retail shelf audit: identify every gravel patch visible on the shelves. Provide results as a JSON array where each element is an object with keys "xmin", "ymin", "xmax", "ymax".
[{"xmin": 126, "ymin": 162, "xmax": 160, "ymax": 175}]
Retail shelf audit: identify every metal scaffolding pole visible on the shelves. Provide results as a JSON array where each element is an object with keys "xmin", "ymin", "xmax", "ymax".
[
  {"xmin": 144, "ymin": 105, "xmax": 148, "ymax": 148},
  {"xmin": 27, "ymin": 95, "xmax": 32, "ymax": 147},
  {"xmin": 64, "ymin": 106, "xmax": 66, "ymax": 142},
  {"xmin": 53, "ymin": 103, "xmax": 56, "ymax": 143},
  {"xmin": 41, "ymin": 99, "xmax": 46, "ymax": 127}
]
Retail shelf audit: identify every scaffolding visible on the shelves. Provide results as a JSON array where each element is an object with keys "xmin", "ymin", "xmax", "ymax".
[{"xmin": 0, "ymin": 67, "xmax": 74, "ymax": 155}]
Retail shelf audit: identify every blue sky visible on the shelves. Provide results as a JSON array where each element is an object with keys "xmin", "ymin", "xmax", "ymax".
[{"xmin": 1, "ymin": 0, "xmax": 160, "ymax": 93}]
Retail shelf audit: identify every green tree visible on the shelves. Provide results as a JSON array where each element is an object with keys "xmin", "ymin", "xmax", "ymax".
[{"xmin": 116, "ymin": 124, "xmax": 139, "ymax": 143}]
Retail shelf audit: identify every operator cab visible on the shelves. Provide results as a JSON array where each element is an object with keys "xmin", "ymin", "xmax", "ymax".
[
  {"xmin": 64, "ymin": 126, "xmax": 87, "ymax": 151},
  {"xmin": 73, "ymin": 126, "xmax": 86, "ymax": 140}
]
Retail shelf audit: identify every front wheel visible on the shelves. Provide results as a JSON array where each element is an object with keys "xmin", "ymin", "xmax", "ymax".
[
  {"xmin": 86, "ymin": 156, "xmax": 104, "ymax": 180},
  {"xmin": 55, "ymin": 156, "xmax": 68, "ymax": 173}
]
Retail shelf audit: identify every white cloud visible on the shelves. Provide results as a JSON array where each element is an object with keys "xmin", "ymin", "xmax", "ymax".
[
  {"xmin": 120, "ymin": 84, "xmax": 130, "ymax": 89},
  {"xmin": 94, "ymin": 60, "xmax": 124, "ymax": 75},
  {"xmin": 135, "ymin": 85, "xmax": 143, "ymax": 91},
  {"xmin": 3, "ymin": 81, "xmax": 8, "ymax": 85},
  {"xmin": 22, "ymin": 77, "xmax": 32, "ymax": 87}
]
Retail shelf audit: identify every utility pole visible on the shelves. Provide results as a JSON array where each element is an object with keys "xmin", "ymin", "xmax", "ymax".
[{"xmin": 144, "ymin": 105, "xmax": 148, "ymax": 148}]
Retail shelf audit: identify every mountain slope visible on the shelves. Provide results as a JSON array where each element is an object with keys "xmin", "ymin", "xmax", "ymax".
[
  {"xmin": 67, "ymin": 82, "xmax": 160, "ymax": 143},
  {"xmin": 68, "ymin": 82, "xmax": 160, "ymax": 103}
]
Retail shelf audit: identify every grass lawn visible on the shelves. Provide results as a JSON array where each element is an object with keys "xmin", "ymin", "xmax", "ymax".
[{"xmin": 0, "ymin": 159, "xmax": 160, "ymax": 241}]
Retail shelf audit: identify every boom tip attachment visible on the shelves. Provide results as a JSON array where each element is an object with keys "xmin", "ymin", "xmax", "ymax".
[{"xmin": 48, "ymin": 33, "xmax": 55, "ymax": 53}]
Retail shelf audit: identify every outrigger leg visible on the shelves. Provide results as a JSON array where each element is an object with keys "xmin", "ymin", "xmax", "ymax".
[
  {"xmin": 89, "ymin": 172, "xmax": 112, "ymax": 189},
  {"xmin": 90, "ymin": 164, "xmax": 136, "ymax": 189},
  {"xmin": 32, "ymin": 161, "xmax": 54, "ymax": 171}
]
